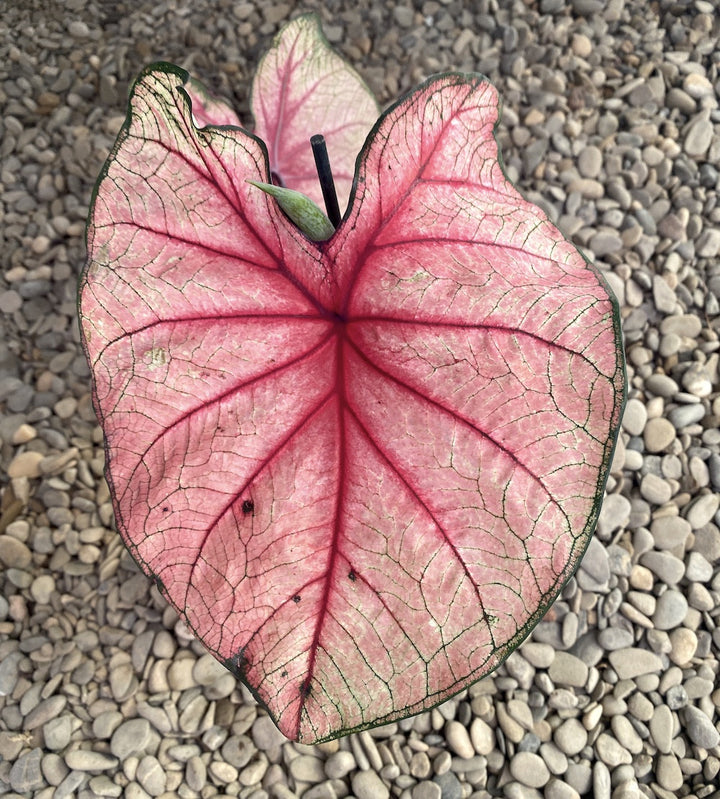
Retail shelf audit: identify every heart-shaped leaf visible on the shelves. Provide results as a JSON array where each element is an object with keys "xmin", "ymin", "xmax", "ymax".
[
  {"xmin": 251, "ymin": 14, "xmax": 379, "ymax": 211},
  {"xmin": 80, "ymin": 58, "xmax": 625, "ymax": 743}
]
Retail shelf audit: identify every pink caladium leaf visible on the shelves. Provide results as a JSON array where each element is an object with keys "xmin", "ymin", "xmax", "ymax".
[
  {"xmin": 251, "ymin": 14, "xmax": 379, "ymax": 211},
  {"xmin": 79, "ymin": 24, "xmax": 625, "ymax": 743}
]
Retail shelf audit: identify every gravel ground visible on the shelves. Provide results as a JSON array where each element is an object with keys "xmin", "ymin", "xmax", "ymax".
[{"xmin": 1, "ymin": 0, "xmax": 719, "ymax": 797}]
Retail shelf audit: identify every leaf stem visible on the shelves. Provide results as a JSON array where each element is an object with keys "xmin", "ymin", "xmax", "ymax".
[{"xmin": 310, "ymin": 134, "xmax": 341, "ymax": 228}]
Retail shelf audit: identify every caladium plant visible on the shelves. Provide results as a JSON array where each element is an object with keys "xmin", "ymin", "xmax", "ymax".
[{"xmin": 79, "ymin": 14, "xmax": 625, "ymax": 743}]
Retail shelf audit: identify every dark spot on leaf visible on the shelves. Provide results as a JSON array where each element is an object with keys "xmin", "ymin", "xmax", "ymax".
[
  {"xmin": 300, "ymin": 680, "xmax": 311, "ymax": 698},
  {"xmin": 348, "ymin": 570, "xmax": 356, "ymax": 582},
  {"xmin": 242, "ymin": 499, "xmax": 254, "ymax": 515},
  {"xmin": 293, "ymin": 595, "xmax": 301, "ymax": 603},
  {"xmin": 226, "ymin": 647, "xmax": 248, "ymax": 678},
  {"xmin": 161, "ymin": 506, "xmax": 169, "ymax": 513},
  {"xmin": 281, "ymin": 670, "xmax": 288, "ymax": 678}
]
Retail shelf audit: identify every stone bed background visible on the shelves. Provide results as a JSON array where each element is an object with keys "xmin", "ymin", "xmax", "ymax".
[{"xmin": 1, "ymin": 1, "xmax": 719, "ymax": 798}]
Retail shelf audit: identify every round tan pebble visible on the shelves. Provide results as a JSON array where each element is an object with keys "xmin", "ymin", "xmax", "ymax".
[
  {"xmin": 53, "ymin": 397, "xmax": 78, "ymax": 419},
  {"xmin": 629, "ymin": 565, "xmax": 654, "ymax": 591},
  {"xmin": 11, "ymin": 424, "xmax": 37, "ymax": 444},
  {"xmin": 644, "ymin": 418, "xmax": 675, "ymax": 453},
  {"xmin": 571, "ymin": 33, "xmax": 592, "ymax": 58},
  {"xmin": 31, "ymin": 235, "xmax": 51, "ymax": 254},
  {"xmin": 0, "ymin": 535, "xmax": 33, "ymax": 569},
  {"xmin": 668, "ymin": 627, "xmax": 697, "ymax": 665},
  {"xmin": 30, "ymin": 574, "xmax": 56, "ymax": 604}
]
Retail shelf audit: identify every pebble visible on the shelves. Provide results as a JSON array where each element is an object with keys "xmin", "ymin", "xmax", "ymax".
[
  {"xmin": 324, "ymin": 750, "xmax": 356, "ymax": 779},
  {"xmin": 668, "ymin": 628, "xmax": 697, "ymax": 664},
  {"xmin": 608, "ymin": 648, "xmax": 663, "ymax": 679},
  {"xmin": 290, "ymin": 755, "xmax": 326, "ymax": 783},
  {"xmin": 540, "ymin": 742, "xmax": 567, "ymax": 776},
  {"xmin": 94, "ymin": 711, "xmax": 123, "ymax": 740},
  {"xmin": 645, "ymin": 374, "xmax": 679, "ymax": 397},
  {"xmin": 136, "ymin": 755, "xmax": 166, "ymax": 795},
  {"xmin": 684, "ymin": 111, "xmax": 713, "ymax": 158},
  {"xmin": 192, "ymin": 653, "xmax": 227, "ymax": 685},
  {"xmin": 30, "ymin": 573, "xmax": 56, "ymax": 604},
  {"xmin": 210, "ymin": 760, "xmax": 240, "ymax": 789},
  {"xmin": 413, "ymin": 782, "xmax": 442, "ymax": 799},
  {"xmin": 644, "ymin": 418, "xmax": 676, "ymax": 452},
  {"xmin": 548, "ymin": 652, "xmax": 588, "ymax": 688},
  {"xmin": 554, "ymin": 718, "xmax": 587, "ymax": 756},
  {"xmin": 668, "ymin": 403, "xmax": 706, "ymax": 429},
  {"xmin": 110, "ymin": 718, "xmax": 152, "ymax": 759},
  {"xmin": 251, "ymin": 714, "xmax": 287, "ymax": 755},
  {"xmin": 577, "ymin": 535, "xmax": 610, "ymax": 589},
  {"xmin": 611, "ymin": 716, "xmax": 642, "ymax": 754},
  {"xmin": 9, "ymin": 747, "xmax": 45, "ymax": 792},
  {"xmin": 593, "ymin": 761, "xmax": 611, "ymax": 799},
  {"xmin": 7, "ymin": 450, "xmax": 44, "ymax": 478},
  {"xmin": 24, "ymin": 695, "xmax": 66, "ymax": 729},
  {"xmin": 595, "ymin": 734, "xmax": 632, "ymax": 767},
  {"xmin": 167, "ymin": 658, "xmax": 196, "ymax": 691},
  {"xmin": 649, "ymin": 705, "xmax": 674, "ymax": 753},
  {"xmin": 520, "ymin": 642, "xmax": 556, "ymax": 669},
  {"xmin": 578, "ymin": 145, "xmax": 602, "ymax": 178},
  {"xmin": 681, "ymin": 364, "xmax": 713, "ymax": 397},
  {"xmin": 696, "ymin": 228, "xmax": 720, "ymax": 258},
  {"xmin": 597, "ymin": 627, "xmax": 633, "ymax": 651},
  {"xmin": 433, "ymin": 771, "xmax": 462, "ymax": 799},
  {"xmin": 683, "ymin": 706, "xmax": 720, "ymax": 748},
  {"xmin": 685, "ymin": 493, "xmax": 719, "ymax": 528},
  {"xmin": 622, "ymin": 399, "xmax": 647, "ymax": 435},
  {"xmin": 0, "ymin": 534, "xmax": 32, "ymax": 569},
  {"xmin": 352, "ymin": 769, "xmax": 389, "ymax": 799},
  {"xmin": 652, "ymin": 590, "xmax": 688, "ymax": 630},
  {"xmin": 44, "ymin": 715, "xmax": 73, "ymax": 750},
  {"xmin": 186, "ymin": 756, "xmax": 206, "ymax": 791},
  {"xmin": 660, "ymin": 314, "xmax": 702, "ymax": 338},
  {"xmin": 656, "ymin": 754, "xmax": 683, "ymax": 791},
  {"xmin": 445, "ymin": 720, "xmax": 474, "ymax": 758},
  {"xmin": 470, "ymin": 717, "xmax": 495, "ymax": 755},
  {"xmin": 650, "ymin": 516, "xmax": 691, "ymax": 549},
  {"xmin": 640, "ymin": 473, "xmax": 672, "ymax": 504},
  {"xmin": 686, "ymin": 551, "xmax": 713, "ymax": 582},
  {"xmin": 596, "ymin": 493, "xmax": 631, "ymax": 536},
  {"xmin": 546, "ymin": 778, "xmax": 580, "ymax": 799},
  {"xmin": 64, "ymin": 749, "xmax": 119, "ymax": 771},
  {"xmin": 109, "ymin": 661, "xmax": 137, "ymax": 702},
  {"xmin": 509, "ymin": 751, "xmax": 550, "ymax": 788}
]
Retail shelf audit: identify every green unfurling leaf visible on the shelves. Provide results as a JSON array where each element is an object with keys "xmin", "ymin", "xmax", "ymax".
[{"xmin": 248, "ymin": 180, "xmax": 335, "ymax": 242}]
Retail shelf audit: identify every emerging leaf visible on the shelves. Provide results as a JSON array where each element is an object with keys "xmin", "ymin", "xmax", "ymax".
[
  {"xmin": 247, "ymin": 180, "xmax": 335, "ymax": 242},
  {"xmin": 79, "ymin": 32, "xmax": 625, "ymax": 743}
]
